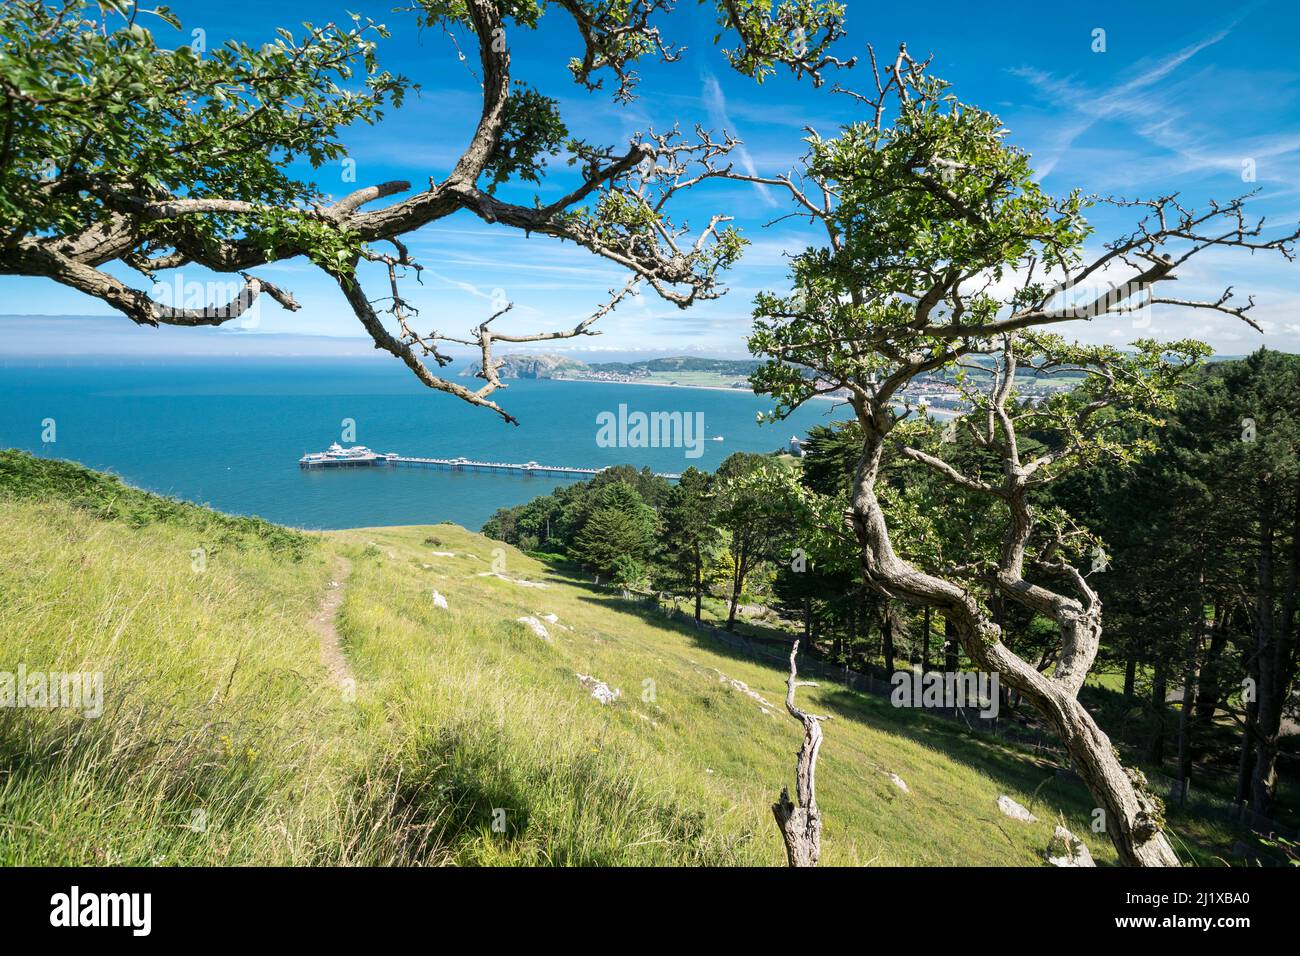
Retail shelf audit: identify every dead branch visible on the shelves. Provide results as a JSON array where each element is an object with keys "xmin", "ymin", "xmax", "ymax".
[{"xmin": 772, "ymin": 639, "xmax": 829, "ymax": 867}]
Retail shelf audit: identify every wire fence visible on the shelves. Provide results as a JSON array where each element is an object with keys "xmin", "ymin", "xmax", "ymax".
[{"xmin": 1148, "ymin": 772, "xmax": 1299, "ymax": 842}]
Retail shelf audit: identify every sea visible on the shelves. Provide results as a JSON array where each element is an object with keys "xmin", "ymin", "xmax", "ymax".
[{"xmin": 0, "ymin": 359, "xmax": 847, "ymax": 530}]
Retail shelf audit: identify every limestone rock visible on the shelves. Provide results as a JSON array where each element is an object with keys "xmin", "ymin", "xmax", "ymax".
[
  {"xmin": 1046, "ymin": 825, "xmax": 1095, "ymax": 867},
  {"xmin": 516, "ymin": 615, "xmax": 550, "ymax": 640},
  {"xmin": 997, "ymin": 794, "xmax": 1038, "ymax": 823}
]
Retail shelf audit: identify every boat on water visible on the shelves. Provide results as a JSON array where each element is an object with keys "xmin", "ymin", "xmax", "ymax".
[{"xmin": 299, "ymin": 443, "xmax": 397, "ymax": 468}]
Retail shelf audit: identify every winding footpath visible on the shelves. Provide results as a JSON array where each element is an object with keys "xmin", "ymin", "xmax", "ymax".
[{"xmin": 310, "ymin": 555, "xmax": 355, "ymax": 691}]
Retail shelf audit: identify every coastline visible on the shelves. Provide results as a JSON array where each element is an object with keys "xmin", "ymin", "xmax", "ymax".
[
  {"xmin": 513, "ymin": 375, "xmax": 961, "ymax": 415},
  {"xmin": 528, "ymin": 375, "xmax": 852, "ymax": 403}
]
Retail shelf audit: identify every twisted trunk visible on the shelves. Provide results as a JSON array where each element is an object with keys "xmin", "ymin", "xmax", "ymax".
[
  {"xmin": 850, "ymin": 423, "xmax": 1179, "ymax": 866},
  {"xmin": 772, "ymin": 641, "xmax": 825, "ymax": 866}
]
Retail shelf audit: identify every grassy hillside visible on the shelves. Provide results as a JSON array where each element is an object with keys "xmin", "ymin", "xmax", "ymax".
[{"xmin": 0, "ymin": 451, "xmax": 1239, "ymax": 865}]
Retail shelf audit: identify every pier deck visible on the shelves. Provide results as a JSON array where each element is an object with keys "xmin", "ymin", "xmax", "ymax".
[{"xmin": 300, "ymin": 451, "xmax": 680, "ymax": 481}]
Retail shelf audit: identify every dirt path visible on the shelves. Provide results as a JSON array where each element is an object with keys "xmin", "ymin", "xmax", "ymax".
[{"xmin": 311, "ymin": 555, "xmax": 354, "ymax": 690}]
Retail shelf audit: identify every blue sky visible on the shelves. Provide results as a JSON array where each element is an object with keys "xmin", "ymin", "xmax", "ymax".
[{"xmin": 5, "ymin": 0, "xmax": 1300, "ymax": 358}]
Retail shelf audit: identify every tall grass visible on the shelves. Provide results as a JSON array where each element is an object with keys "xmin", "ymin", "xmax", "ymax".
[
  {"xmin": 331, "ymin": 524, "xmax": 1125, "ymax": 865},
  {"xmin": 0, "ymin": 451, "xmax": 1246, "ymax": 865}
]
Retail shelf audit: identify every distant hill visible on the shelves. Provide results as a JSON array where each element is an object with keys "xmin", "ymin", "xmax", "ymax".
[
  {"xmin": 460, "ymin": 354, "xmax": 590, "ymax": 379},
  {"xmin": 587, "ymin": 356, "xmax": 762, "ymax": 376},
  {"xmin": 460, "ymin": 353, "xmax": 762, "ymax": 386}
]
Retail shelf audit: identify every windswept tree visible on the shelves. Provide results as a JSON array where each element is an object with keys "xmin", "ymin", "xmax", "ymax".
[
  {"xmin": 740, "ymin": 46, "xmax": 1300, "ymax": 865},
  {"xmin": 0, "ymin": 0, "xmax": 852, "ymax": 422}
]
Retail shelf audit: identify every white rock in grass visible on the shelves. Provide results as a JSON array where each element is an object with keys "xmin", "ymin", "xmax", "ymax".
[
  {"xmin": 517, "ymin": 615, "xmax": 550, "ymax": 640},
  {"xmin": 431, "ymin": 590, "xmax": 449, "ymax": 610},
  {"xmin": 1046, "ymin": 825, "xmax": 1095, "ymax": 867},
  {"xmin": 540, "ymin": 613, "xmax": 559, "ymax": 623},
  {"xmin": 477, "ymin": 571, "xmax": 548, "ymax": 589},
  {"xmin": 576, "ymin": 673, "xmax": 620, "ymax": 704},
  {"xmin": 997, "ymin": 794, "xmax": 1038, "ymax": 823},
  {"xmin": 888, "ymin": 773, "xmax": 910, "ymax": 794},
  {"xmin": 713, "ymin": 670, "xmax": 778, "ymax": 713},
  {"xmin": 431, "ymin": 551, "xmax": 456, "ymax": 557}
]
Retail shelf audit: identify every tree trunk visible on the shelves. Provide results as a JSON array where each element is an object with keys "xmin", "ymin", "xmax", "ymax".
[
  {"xmin": 1177, "ymin": 582, "xmax": 1211, "ymax": 798},
  {"xmin": 772, "ymin": 641, "xmax": 825, "ymax": 866},
  {"xmin": 1147, "ymin": 663, "xmax": 1168, "ymax": 766},
  {"xmin": 849, "ymin": 429, "xmax": 1179, "ymax": 866},
  {"xmin": 1250, "ymin": 474, "xmax": 1299, "ymax": 816},
  {"xmin": 1123, "ymin": 655, "xmax": 1137, "ymax": 699},
  {"xmin": 1175, "ymin": 657, "xmax": 1197, "ymax": 803},
  {"xmin": 943, "ymin": 598, "xmax": 1180, "ymax": 866},
  {"xmin": 1193, "ymin": 610, "xmax": 1229, "ymax": 745},
  {"xmin": 882, "ymin": 612, "xmax": 896, "ymax": 675},
  {"xmin": 848, "ymin": 599, "xmax": 857, "ymax": 665},
  {"xmin": 922, "ymin": 606, "xmax": 932, "ymax": 673},
  {"xmin": 692, "ymin": 548, "xmax": 703, "ymax": 622},
  {"xmin": 1235, "ymin": 691, "xmax": 1257, "ymax": 811},
  {"xmin": 1249, "ymin": 485, "xmax": 1277, "ymax": 814},
  {"xmin": 727, "ymin": 543, "xmax": 746, "ymax": 630},
  {"xmin": 953, "ymin": 608, "xmax": 1180, "ymax": 866},
  {"xmin": 944, "ymin": 616, "xmax": 958, "ymax": 672}
]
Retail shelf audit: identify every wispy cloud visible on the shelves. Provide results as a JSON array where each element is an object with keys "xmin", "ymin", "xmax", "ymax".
[
  {"xmin": 1011, "ymin": 24, "xmax": 1237, "ymax": 180},
  {"xmin": 700, "ymin": 70, "xmax": 779, "ymax": 207}
]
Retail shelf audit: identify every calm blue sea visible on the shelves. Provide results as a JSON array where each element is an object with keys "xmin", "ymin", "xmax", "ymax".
[{"xmin": 0, "ymin": 359, "xmax": 844, "ymax": 530}]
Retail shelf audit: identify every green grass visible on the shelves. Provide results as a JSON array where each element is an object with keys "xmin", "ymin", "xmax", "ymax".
[
  {"xmin": 0, "ymin": 451, "xmax": 1256, "ymax": 866},
  {"xmin": 0, "ymin": 492, "xmax": 343, "ymax": 864}
]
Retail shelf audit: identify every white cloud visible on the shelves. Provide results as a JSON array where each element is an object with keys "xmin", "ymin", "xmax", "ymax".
[
  {"xmin": 1011, "ymin": 24, "xmax": 1237, "ymax": 180},
  {"xmin": 700, "ymin": 71, "xmax": 780, "ymax": 208}
]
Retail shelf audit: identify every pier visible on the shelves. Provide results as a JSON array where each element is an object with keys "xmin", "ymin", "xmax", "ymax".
[
  {"xmin": 391, "ymin": 455, "xmax": 681, "ymax": 480},
  {"xmin": 299, "ymin": 444, "xmax": 680, "ymax": 480}
]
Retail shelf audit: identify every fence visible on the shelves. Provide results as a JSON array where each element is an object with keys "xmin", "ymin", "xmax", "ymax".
[{"xmin": 1148, "ymin": 772, "xmax": 1298, "ymax": 843}]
